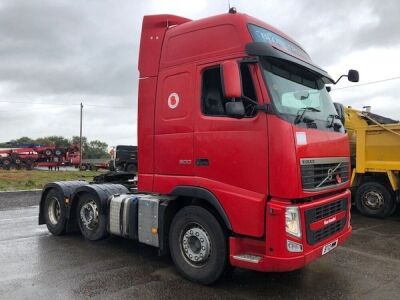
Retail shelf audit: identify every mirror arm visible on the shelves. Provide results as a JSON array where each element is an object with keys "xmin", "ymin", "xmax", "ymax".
[
  {"xmin": 240, "ymin": 95, "xmax": 272, "ymax": 113},
  {"xmin": 255, "ymin": 103, "xmax": 272, "ymax": 113},
  {"xmin": 334, "ymin": 74, "xmax": 347, "ymax": 84}
]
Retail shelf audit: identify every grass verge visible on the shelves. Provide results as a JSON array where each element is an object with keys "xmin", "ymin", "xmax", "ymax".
[{"xmin": 0, "ymin": 170, "xmax": 102, "ymax": 192}]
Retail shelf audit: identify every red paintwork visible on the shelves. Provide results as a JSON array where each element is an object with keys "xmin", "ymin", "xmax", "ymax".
[
  {"xmin": 137, "ymin": 12, "xmax": 351, "ymax": 272},
  {"xmin": 230, "ymin": 190, "xmax": 352, "ymax": 271},
  {"xmin": 221, "ymin": 61, "xmax": 242, "ymax": 98}
]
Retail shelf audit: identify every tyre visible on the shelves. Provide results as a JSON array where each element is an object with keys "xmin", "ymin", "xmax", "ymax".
[
  {"xmin": 125, "ymin": 163, "xmax": 137, "ymax": 173},
  {"xmin": 77, "ymin": 193, "xmax": 108, "ymax": 241},
  {"xmin": 44, "ymin": 189, "xmax": 67, "ymax": 235},
  {"xmin": 2, "ymin": 158, "xmax": 11, "ymax": 167},
  {"xmin": 54, "ymin": 149, "xmax": 63, "ymax": 156},
  {"xmin": 45, "ymin": 149, "xmax": 53, "ymax": 156},
  {"xmin": 355, "ymin": 182, "xmax": 396, "ymax": 218},
  {"xmin": 80, "ymin": 164, "xmax": 87, "ymax": 171},
  {"xmin": 169, "ymin": 206, "xmax": 227, "ymax": 285},
  {"xmin": 14, "ymin": 157, "xmax": 22, "ymax": 165}
]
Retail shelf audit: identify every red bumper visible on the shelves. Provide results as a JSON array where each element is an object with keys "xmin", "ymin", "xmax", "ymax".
[
  {"xmin": 230, "ymin": 225, "xmax": 351, "ymax": 272},
  {"xmin": 229, "ymin": 189, "xmax": 352, "ymax": 272}
]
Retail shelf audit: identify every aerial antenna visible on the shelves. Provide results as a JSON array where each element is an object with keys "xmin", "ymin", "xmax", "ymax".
[{"xmin": 228, "ymin": 0, "xmax": 237, "ymax": 14}]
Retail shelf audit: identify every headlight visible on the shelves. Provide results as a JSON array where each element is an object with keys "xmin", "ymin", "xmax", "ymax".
[{"xmin": 285, "ymin": 206, "xmax": 301, "ymax": 238}]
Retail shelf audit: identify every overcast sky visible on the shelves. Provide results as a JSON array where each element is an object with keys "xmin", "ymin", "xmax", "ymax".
[{"xmin": 1, "ymin": 0, "xmax": 400, "ymax": 146}]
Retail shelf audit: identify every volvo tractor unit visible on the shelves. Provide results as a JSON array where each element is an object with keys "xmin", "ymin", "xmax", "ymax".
[{"xmin": 39, "ymin": 10, "xmax": 358, "ymax": 284}]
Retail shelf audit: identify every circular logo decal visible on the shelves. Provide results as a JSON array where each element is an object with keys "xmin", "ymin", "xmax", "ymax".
[{"xmin": 168, "ymin": 93, "xmax": 179, "ymax": 109}]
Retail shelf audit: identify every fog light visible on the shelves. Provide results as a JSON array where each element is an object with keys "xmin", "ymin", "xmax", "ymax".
[{"xmin": 287, "ymin": 240, "xmax": 303, "ymax": 252}]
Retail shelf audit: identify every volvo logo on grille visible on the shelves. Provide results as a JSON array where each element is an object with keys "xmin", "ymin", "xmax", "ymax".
[
  {"xmin": 323, "ymin": 216, "xmax": 337, "ymax": 225},
  {"xmin": 316, "ymin": 162, "xmax": 342, "ymax": 188}
]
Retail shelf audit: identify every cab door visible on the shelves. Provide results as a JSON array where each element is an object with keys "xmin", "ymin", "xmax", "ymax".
[
  {"xmin": 154, "ymin": 65, "xmax": 194, "ymax": 178},
  {"xmin": 194, "ymin": 61, "xmax": 269, "ymax": 237}
]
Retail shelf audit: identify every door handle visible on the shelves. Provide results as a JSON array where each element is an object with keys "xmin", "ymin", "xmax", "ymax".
[{"xmin": 195, "ymin": 158, "xmax": 209, "ymax": 166}]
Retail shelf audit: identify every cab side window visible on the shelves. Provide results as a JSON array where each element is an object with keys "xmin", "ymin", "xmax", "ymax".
[{"xmin": 201, "ymin": 64, "xmax": 258, "ymax": 117}]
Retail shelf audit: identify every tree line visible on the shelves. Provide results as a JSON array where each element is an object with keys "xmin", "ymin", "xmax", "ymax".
[{"xmin": 0, "ymin": 136, "xmax": 109, "ymax": 159}]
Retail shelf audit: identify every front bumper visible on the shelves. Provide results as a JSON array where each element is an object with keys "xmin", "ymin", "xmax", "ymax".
[
  {"xmin": 230, "ymin": 225, "xmax": 351, "ymax": 272},
  {"xmin": 229, "ymin": 189, "xmax": 352, "ymax": 272}
]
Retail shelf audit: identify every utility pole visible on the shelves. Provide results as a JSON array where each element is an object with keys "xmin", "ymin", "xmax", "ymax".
[{"xmin": 79, "ymin": 102, "xmax": 83, "ymax": 171}]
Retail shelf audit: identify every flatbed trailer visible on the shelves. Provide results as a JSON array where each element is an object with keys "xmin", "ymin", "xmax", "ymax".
[{"xmin": 0, "ymin": 145, "xmax": 80, "ymax": 170}]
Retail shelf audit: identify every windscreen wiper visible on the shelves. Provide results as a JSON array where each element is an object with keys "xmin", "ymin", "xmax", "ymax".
[
  {"xmin": 294, "ymin": 107, "xmax": 320, "ymax": 124},
  {"xmin": 327, "ymin": 114, "xmax": 343, "ymax": 130}
]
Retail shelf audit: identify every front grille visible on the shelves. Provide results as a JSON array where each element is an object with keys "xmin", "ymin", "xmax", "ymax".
[
  {"xmin": 305, "ymin": 199, "xmax": 347, "ymax": 245},
  {"xmin": 300, "ymin": 157, "xmax": 349, "ymax": 191},
  {"xmin": 315, "ymin": 200, "xmax": 345, "ymax": 220},
  {"xmin": 313, "ymin": 220, "xmax": 345, "ymax": 243}
]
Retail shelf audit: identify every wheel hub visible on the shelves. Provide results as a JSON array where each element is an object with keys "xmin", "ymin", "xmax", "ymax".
[
  {"xmin": 80, "ymin": 201, "xmax": 99, "ymax": 230},
  {"xmin": 181, "ymin": 225, "xmax": 211, "ymax": 266},
  {"xmin": 363, "ymin": 191, "xmax": 384, "ymax": 210},
  {"xmin": 48, "ymin": 197, "xmax": 61, "ymax": 225}
]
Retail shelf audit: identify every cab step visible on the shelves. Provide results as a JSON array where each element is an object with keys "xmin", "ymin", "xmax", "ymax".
[{"xmin": 232, "ymin": 254, "xmax": 262, "ymax": 263}]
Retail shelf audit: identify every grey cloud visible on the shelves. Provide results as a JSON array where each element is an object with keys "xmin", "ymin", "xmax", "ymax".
[
  {"xmin": 0, "ymin": 0, "xmax": 141, "ymax": 99},
  {"xmin": 0, "ymin": 0, "xmax": 399, "ymax": 146}
]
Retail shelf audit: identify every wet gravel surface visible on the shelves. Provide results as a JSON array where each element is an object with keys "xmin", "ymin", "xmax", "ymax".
[{"xmin": 0, "ymin": 191, "xmax": 399, "ymax": 299}]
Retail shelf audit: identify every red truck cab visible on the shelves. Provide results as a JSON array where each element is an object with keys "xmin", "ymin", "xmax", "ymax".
[
  {"xmin": 137, "ymin": 12, "xmax": 351, "ymax": 273},
  {"xmin": 39, "ymin": 10, "xmax": 356, "ymax": 285}
]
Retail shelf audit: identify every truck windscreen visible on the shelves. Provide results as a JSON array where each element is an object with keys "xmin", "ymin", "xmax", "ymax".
[{"xmin": 261, "ymin": 57, "xmax": 344, "ymax": 132}]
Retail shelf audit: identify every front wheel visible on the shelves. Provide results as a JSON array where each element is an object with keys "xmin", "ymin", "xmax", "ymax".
[
  {"xmin": 169, "ymin": 206, "xmax": 227, "ymax": 285},
  {"xmin": 355, "ymin": 182, "xmax": 396, "ymax": 218}
]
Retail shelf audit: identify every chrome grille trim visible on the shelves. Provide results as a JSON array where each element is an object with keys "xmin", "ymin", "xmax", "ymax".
[{"xmin": 300, "ymin": 157, "xmax": 350, "ymax": 192}]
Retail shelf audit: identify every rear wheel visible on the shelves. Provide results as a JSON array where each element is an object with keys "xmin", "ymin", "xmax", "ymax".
[
  {"xmin": 44, "ymin": 189, "xmax": 67, "ymax": 235},
  {"xmin": 169, "ymin": 206, "xmax": 227, "ymax": 285},
  {"xmin": 356, "ymin": 182, "xmax": 396, "ymax": 218},
  {"xmin": 77, "ymin": 193, "xmax": 108, "ymax": 240}
]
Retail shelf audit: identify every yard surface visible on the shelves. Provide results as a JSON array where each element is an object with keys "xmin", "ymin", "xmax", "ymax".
[
  {"xmin": 0, "ymin": 170, "xmax": 101, "ymax": 191},
  {"xmin": 0, "ymin": 191, "xmax": 399, "ymax": 299}
]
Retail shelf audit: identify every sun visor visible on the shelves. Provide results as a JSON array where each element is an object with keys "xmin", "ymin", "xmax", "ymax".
[{"xmin": 246, "ymin": 42, "xmax": 334, "ymax": 84}]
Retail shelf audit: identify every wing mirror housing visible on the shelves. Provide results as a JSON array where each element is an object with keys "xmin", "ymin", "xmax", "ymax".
[
  {"xmin": 221, "ymin": 60, "xmax": 242, "ymax": 98},
  {"xmin": 347, "ymin": 69, "xmax": 359, "ymax": 82},
  {"xmin": 334, "ymin": 69, "xmax": 360, "ymax": 84},
  {"xmin": 225, "ymin": 101, "xmax": 245, "ymax": 119}
]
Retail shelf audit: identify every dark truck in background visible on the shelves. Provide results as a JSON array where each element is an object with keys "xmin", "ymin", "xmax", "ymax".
[{"xmin": 109, "ymin": 145, "xmax": 138, "ymax": 172}]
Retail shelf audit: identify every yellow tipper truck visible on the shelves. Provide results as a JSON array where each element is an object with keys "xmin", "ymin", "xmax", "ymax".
[{"xmin": 334, "ymin": 103, "xmax": 400, "ymax": 218}]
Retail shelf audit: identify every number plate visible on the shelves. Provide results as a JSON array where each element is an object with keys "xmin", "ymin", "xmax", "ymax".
[{"xmin": 322, "ymin": 239, "xmax": 338, "ymax": 255}]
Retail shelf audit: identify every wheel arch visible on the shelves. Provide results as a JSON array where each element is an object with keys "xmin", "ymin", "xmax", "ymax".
[
  {"xmin": 170, "ymin": 186, "xmax": 232, "ymax": 231},
  {"xmin": 39, "ymin": 181, "xmax": 89, "ymax": 225},
  {"xmin": 157, "ymin": 186, "xmax": 232, "ymax": 255}
]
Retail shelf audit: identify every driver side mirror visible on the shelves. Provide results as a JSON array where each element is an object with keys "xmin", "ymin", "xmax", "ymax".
[
  {"xmin": 225, "ymin": 101, "xmax": 245, "ymax": 119},
  {"xmin": 221, "ymin": 60, "xmax": 242, "ymax": 98},
  {"xmin": 347, "ymin": 69, "xmax": 359, "ymax": 82}
]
